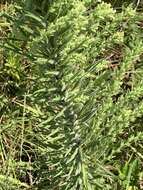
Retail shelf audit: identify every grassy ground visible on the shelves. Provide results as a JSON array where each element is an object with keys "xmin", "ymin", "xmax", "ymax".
[{"xmin": 1, "ymin": 1, "xmax": 143, "ymax": 190}]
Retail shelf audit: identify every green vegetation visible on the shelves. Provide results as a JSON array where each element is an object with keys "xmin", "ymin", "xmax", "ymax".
[{"xmin": 1, "ymin": 0, "xmax": 143, "ymax": 189}]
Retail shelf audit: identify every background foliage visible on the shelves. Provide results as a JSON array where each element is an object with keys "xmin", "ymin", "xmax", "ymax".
[{"xmin": 1, "ymin": 0, "xmax": 143, "ymax": 189}]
